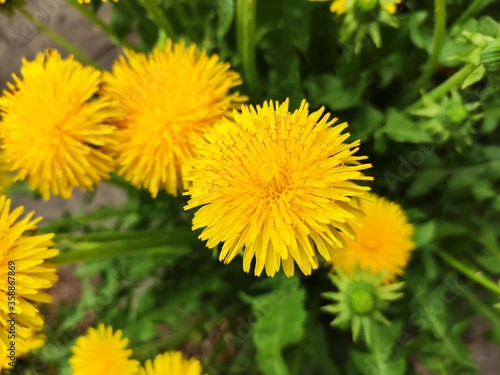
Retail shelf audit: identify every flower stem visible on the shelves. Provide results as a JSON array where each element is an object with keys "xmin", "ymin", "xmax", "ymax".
[
  {"xmin": 139, "ymin": 0, "xmax": 176, "ymax": 39},
  {"xmin": 53, "ymin": 227, "xmax": 198, "ymax": 264},
  {"xmin": 406, "ymin": 64, "xmax": 477, "ymax": 112},
  {"xmin": 434, "ymin": 248, "xmax": 500, "ymax": 295},
  {"xmin": 453, "ymin": 0, "xmax": 494, "ymax": 26},
  {"xmin": 401, "ymin": 0, "xmax": 446, "ymax": 106},
  {"xmin": 237, "ymin": 0, "xmax": 260, "ymax": 100},
  {"xmin": 67, "ymin": 0, "xmax": 136, "ymax": 50},
  {"xmin": 18, "ymin": 6, "xmax": 97, "ymax": 68}
]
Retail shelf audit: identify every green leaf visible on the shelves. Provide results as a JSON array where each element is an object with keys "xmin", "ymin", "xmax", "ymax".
[
  {"xmin": 216, "ymin": 0, "xmax": 235, "ymax": 39},
  {"xmin": 461, "ymin": 65, "xmax": 486, "ymax": 89},
  {"xmin": 305, "ymin": 74, "xmax": 368, "ymax": 111},
  {"xmin": 407, "ymin": 168, "xmax": 449, "ymax": 198},
  {"xmin": 240, "ymin": 276, "xmax": 306, "ymax": 375},
  {"xmin": 414, "ymin": 221, "xmax": 436, "ymax": 247},
  {"xmin": 383, "ymin": 109, "xmax": 433, "ymax": 143},
  {"xmin": 350, "ymin": 105, "xmax": 384, "ymax": 142},
  {"xmin": 351, "ymin": 323, "xmax": 405, "ymax": 375},
  {"xmin": 409, "ymin": 11, "xmax": 432, "ymax": 50}
]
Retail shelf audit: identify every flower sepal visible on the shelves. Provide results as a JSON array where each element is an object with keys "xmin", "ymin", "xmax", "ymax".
[{"xmin": 322, "ymin": 267, "xmax": 404, "ymax": 345}]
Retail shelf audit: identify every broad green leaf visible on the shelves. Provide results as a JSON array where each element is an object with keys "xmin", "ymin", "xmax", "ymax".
[
  {"xmin": 409, "ymin": 11, "xmax": 432, "ymax": 50},
  {"xmin": 350, "ymin": 323, "xmax": 405, "ymax": 375},
  {"xmin": 240, "ymin": 276, "xmax": 306, "ymax": 375},
  {"xmin": 305, "ymin": 74, "xmax": 368, "ymax": 111},
  {"xmin": 383, "ymin": 109, "xmax": 432, "ymax": 143}
]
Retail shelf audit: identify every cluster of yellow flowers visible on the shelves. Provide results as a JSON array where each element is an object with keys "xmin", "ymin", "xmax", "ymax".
[
  {"xmin": 0, "ymin": 35, "xmax": 415, "ymax": 369},
  {"xmin": 70, "ymin": 324, "xmax": 203, "ymax": 375},
  {"xmin": 0, "ymin": 42, "xmax": 414, "ymax": 278}
]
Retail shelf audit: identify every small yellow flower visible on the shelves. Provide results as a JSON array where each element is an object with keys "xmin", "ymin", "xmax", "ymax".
[
  {"xmin": 185, "ymin": 99, "xmax": 372, "ymax": 277},
  {"xmin": 0, "ymin": 50, "xmax": 118, "ymax": 200},
  {"xmin": 70, "ymin": 324, "xmax": 140, "ymax": 375},
  {"xmin": 140, "ymin": 351, "xmax": 203, "ymax": 375},
  {"xmin": 102, "ymin": 40, "xmax": 246, "ymax": 198},
  {"xmin": 331, "ymin": 195, "xmax": 415, "ymax": 281},
  {"xmin": 0, "ymin": 196, "xmax": 58, "ymax": 348}
]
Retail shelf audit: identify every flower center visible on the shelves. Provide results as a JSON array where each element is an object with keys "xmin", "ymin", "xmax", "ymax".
[
  {"xmin": 363, "ymin": 237, "xmax": 379, "ymax": 251},
  {"xmin": 257, "ymin": 162, "xmax": 288, "ymax": 193}
]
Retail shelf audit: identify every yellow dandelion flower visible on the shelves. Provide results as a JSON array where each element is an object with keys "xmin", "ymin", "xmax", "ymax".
[
  {"xmin": 70, "ymin": 324, "xmax": 140, "ymax": 375},
  {"xmin": 0, "ymin": 196, "xmax": 58, "ymax": 347},
  {"xmin": 330, "ymin": 0, "xmax": 348, "ymax": 14},
  {"xmin": 140, "ymin": 351, "xmax": 203, "ymax": 375},
  {"xmin": 185, "ymin": 99, "xmax": 372, "ymax": 277},
  {"xmin": 0, "ymin": 153, "xmax": 13, "ymax": 195},
  {"xmin": 331, "ymin": 194, "xmax": 415, "ymax": 281},
  {"xmin": 0, "ymin": 50, "xmax": 118, "ymax": 200},
  {"xmin": 101, "ymin": 40, "xmax": 246, "ymax": 198},
  {"xmin": 382, "ymin": 0, "xmax": 402, "ymax": 14}
]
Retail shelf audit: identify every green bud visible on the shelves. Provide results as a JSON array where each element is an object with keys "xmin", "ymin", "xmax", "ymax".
[
  {"xmin": 353, "ymin": 0, "xmax": 380, "ymax": 23},
  {"xmin": 346, "ymin": 282, "xmax": 377, "ymax": 315},
  {"xmin": 355, "ymin": 0, "xmax": 380, "ymax": 12},
  {"xmin": 443, "ymin": 102, "xmax": 468, "ymax": 125},
  {"xmin": 480, "ymin": 39, "xmax": 500, "ymax": 73}
]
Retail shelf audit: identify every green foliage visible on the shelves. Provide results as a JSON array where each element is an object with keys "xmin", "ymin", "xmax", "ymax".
[{"xmin": 7, "ymin": 0, "xmax": 500, "ymax": 374}]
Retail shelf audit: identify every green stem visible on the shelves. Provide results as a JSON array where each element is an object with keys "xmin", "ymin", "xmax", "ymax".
[
  {"xmin": 237, "ymin": 0, "xmax": 260, "ymax": 100},
  {"xmin": 139, "ymin": 0, "xmax": 175, "ymax": 39},
  {"xmin": 132, "ymin": 317, "xmax": 205, "ymax": 359},
  {"xmin": 18, "ymin": 7, "xmax": 97, "ymax": 67},
  {"xmin": 434, "ymin": 248, "xmax": 500, "ymax": 295},
  {"xmin": 406, "ymin": 64, "xmax": 477, "ymax": 112},
  {"xmin": 67, "ymin": 0, "xmax": 135, "ymax": 50},
  {"xmin": 401, "ymin": 0, "xmax": 446, "ymax": 106},
  {"xmin": 453, "ymin": 0, "xmax": 494, "ymax": 26},
  {"xmin": 54, "ymin": 228, "xmax": 180, "ymax": 242},
  {"xmin": 53, "ymin": 227, "xmax": 198, "ymax": 264},
  {"xmin": 54, "ymin": 243, "xmax": 189, "ymax": 264},
  {"xmin": 460, "ymin": 285, "xmax": 500, "ymax": 328}
]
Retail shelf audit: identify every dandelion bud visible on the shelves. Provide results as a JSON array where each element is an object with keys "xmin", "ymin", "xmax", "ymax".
[
  {"xmin": 354, "ymin": 0, "xmax": 379, "ymax": 12},
  {"xmin": 346, "ymin": 282, "xmax": 377, "ymax": 315}
]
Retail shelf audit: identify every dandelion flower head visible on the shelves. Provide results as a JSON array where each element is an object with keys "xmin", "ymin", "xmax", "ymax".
[
  {"xmin": 0, "ymin": 196, "xmax": 58, "ymax": 347},
  {"xmin": 0, "ymin": 50, "xmax": 118, "ymax": 200},
  {"xmin": 185, "ymin": 99, "xmax": 372, "ymax": 277},
  {"xmin": 70, "ymin": 324, "xmax": 140, "ymax": 375},
  {"xmin": 101, "ymin": 40, "xmax": 246, "ymax": 198},
  {"xmin": 140, "ymin": 351, "xmax": 203, "ymax": 375},
  {"xmin": 331, "ymin": 194, "xmax": 415, "ymax": 281}
]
